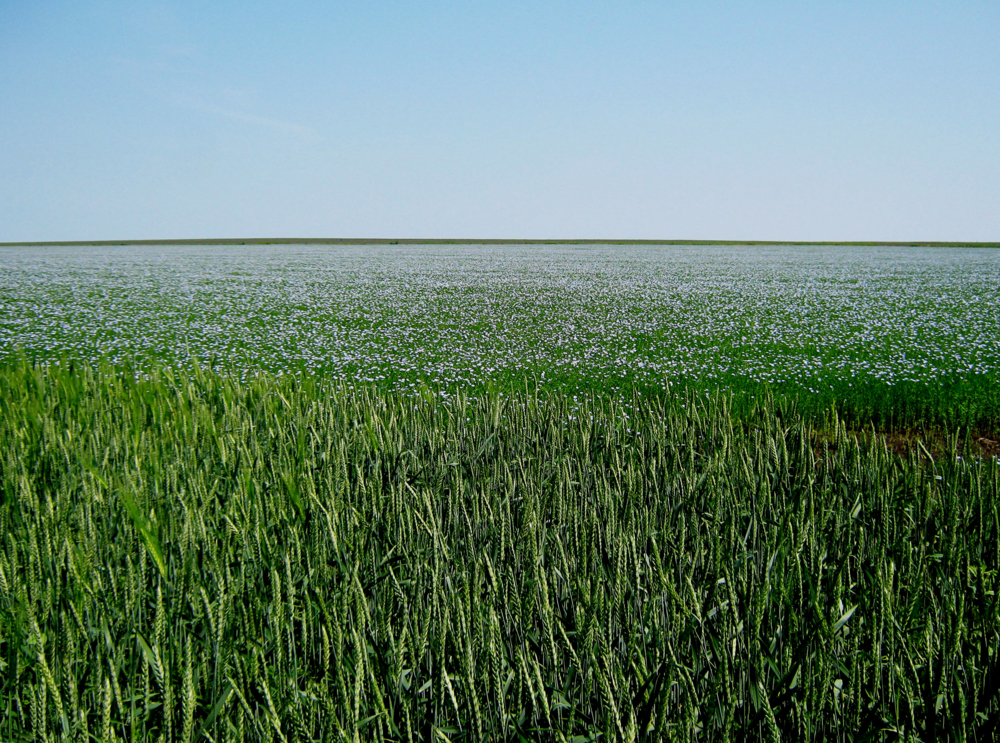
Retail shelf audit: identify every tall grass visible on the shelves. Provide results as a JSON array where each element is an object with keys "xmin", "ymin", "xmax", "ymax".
[{"xmin": 1, "ymin": 360, "xmax": 998, "ymax": 741}]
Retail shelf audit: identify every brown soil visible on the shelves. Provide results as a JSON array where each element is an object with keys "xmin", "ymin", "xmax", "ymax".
[{"xmin": 814, "ymin": 427, "xmax": 1000, "ymax": 462}]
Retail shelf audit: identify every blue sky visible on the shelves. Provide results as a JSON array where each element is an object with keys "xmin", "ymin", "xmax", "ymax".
[{"xmin": 2, "ymin": 2, "xmax": 997, "ymax": 241}]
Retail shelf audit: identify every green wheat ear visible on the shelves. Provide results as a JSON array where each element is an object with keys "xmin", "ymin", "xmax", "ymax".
[
  {"xmin": 118, "ymin": 483, "xmax": 168, "ymax": 580},
  {"xmin": 80, "ymin": 451, "xmax": 168, "ymax": 580}
]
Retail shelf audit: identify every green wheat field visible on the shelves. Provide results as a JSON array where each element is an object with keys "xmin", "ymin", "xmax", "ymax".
[{"xmin": 1, "ymin": 243, "xmax": 999, "ymax": 741}]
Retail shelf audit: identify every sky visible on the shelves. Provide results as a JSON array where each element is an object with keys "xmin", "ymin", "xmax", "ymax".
[{"xmin": 1, "ymin": 2, "xmax": 998, "ymax": 242}]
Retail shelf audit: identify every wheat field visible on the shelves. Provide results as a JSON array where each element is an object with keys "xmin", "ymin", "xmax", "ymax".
[{"xmin": 1, "ymin": 359, "xmax": 998, "ymax": 740}]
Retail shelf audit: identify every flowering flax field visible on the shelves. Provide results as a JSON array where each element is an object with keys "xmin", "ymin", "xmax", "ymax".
[
  {"xmin": 2, "ymin": 243, "xmax": 998, "ymax": 425},
  {"xmin": 1, "ymin": 244, "xmax": 999, "ymax": 741}
]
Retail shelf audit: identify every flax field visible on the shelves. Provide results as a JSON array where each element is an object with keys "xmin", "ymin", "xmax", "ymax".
[
  {"xmin": 3, "ymin": 243, "xmax": 999, "ymax": 428},
  {"xmin": 2, "ymin": 360, "xmax": 999, "ymax": 741}
]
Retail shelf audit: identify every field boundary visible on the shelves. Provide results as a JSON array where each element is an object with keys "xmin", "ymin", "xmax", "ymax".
[{"xmin": 2, "ymin": 238, "xmax": 1000, "ymax": 247}]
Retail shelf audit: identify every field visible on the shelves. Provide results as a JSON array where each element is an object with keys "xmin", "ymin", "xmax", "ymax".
[
  {"xmin": 1, "ymin": 243, "xmax": 999, "ymax": 741},
  {"xmin": 2, "ymin": 243, "xmax": 999, "ymax": 427}
]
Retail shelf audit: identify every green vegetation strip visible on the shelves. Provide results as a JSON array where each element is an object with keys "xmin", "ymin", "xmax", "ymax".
[
  {"xmin": 3, "ymin": 239, "xmax": 1000, "ymax": 247},
  {"xmin": 1, "ymin": 360, "xmax": 999, "ymax": 740}
]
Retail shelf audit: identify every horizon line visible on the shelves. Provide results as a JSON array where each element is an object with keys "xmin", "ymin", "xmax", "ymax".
[{"xmin": 2, "ymin": 238, "xmax": 999, "ymax": 248}]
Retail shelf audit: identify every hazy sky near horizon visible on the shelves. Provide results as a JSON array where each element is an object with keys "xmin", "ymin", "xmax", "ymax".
[{"xmin": 2, "ymin": 2, "xmax": 998, "ymax": 242}]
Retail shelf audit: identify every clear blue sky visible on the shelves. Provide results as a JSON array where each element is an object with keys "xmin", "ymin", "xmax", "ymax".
[{"xmin": 2, "ymin": 2, "xmax": 998, "ymax": 241}]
